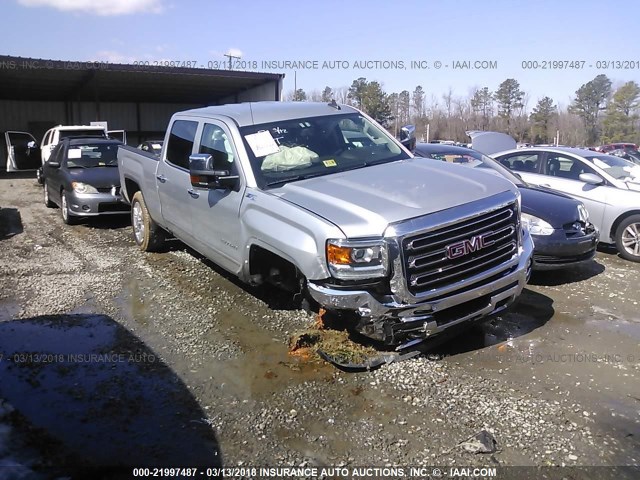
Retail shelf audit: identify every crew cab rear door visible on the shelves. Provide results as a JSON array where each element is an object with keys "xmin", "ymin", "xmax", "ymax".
[
  {"xmin": 4, "ymin": 131, "xmax": 41, "ymax": 172},
  {"xmin": 188, "ymin": 121, "xmax": 245, "ymax": 274},
  {"xmin": 156, "ymin": 119, "xmax": 198, "ymax": 243}
]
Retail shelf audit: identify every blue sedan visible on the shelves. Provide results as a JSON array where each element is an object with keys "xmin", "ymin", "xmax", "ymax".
[{"xmin": 413, "ymin": 143, "xmax": 599, "ymax": 270}]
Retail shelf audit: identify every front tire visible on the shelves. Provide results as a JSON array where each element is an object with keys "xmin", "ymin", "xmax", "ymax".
[
  {"xmin": 615, "ymin": 214, "xmax": 640, "ymax": 262},
  {"xmin": 131, "ymin": 191, "xmax": 165, "ymax": 252},
  {"xmin": 60, "ymin": 190, "xmax": 78, "ymax": 225},
  {"xmin": 43, "ymin": 181, "xmax": 55, "ymax": 208}
]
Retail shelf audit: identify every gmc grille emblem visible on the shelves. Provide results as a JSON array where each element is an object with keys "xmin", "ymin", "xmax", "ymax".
[{"xmin": 446, "ymin": 232, "xmax": 495, "ymax": 260}]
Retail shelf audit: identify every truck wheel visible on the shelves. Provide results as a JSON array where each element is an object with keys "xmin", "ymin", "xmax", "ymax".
[
  {"xmin": 43, "ymin": 181, "xmax": 55, "ymax": 208},
  {"xmin": 60, "ymin": 190, "xmax": 78, "ymax": 225},
  {"xmin": 131, "ymin": 191, "xmax": 165, "ymax": 252},
  {"xmin": 615, "ymin": 214, "xmax": 640, "ymax": 262},
  {"xmin": 36, "ymin": 168, "xmax": 44, "ymax": 185}
]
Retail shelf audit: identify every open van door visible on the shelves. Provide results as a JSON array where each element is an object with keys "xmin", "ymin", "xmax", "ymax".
[
  {"xmin": 108, "ymin": 130, "xmax": 127, "ymax": 144},
  {"xmin": 3, "ymin": 131, "xmax": 41, "ymax": 172}
]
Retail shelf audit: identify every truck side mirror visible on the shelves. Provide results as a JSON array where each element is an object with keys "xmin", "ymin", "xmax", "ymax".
[
  {"xmin": 189, "ymin": 154, "xmax": 239, "ymax": 190},
  {"xmin": 399, "ymin": 125, "xmax": 416, "ymax": 151}
]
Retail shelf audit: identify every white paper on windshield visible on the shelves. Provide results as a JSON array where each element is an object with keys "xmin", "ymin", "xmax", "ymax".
[
  {"xmin": 245, "ymin": 130, "xmax": 280, "ymax": 157},
  {"xmin": 68, "ymin": 149, "xmax": 82, "ymax": 159}
]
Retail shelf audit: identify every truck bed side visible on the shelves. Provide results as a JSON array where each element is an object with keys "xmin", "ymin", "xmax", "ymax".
[{"xmin": 117, "ymin": 145, "xmax": 164, "ymax": 226}]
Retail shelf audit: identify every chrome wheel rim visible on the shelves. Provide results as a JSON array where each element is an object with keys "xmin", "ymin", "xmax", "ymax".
[
  {"xmin": 43, "ymin": 182, "xmax": 49, "ymax": 204},
  {"xmin": 621, "ymin": 222, "xmax": 640, "ymax": 256},
  {"xmin": 132, "ymin": 202, "xmax": 145, "ymax": 244},
  {"xmin": 61, "ymin": 192, "xmax": 68, "ymax": 221}
]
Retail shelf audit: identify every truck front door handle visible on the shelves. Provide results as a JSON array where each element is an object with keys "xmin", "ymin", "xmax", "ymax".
[
  {"xmin": 156, "ymin": 175, "xmax": 167, "ymax": 183},
  {"xmin": 187, "ymin": 189, "xmax": 200, "ymax": 198}
]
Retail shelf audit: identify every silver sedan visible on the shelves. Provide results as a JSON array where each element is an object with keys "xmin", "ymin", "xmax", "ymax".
[{"xmin": 494, "ymin": 146, "xmax": 640, "ymax": 262}]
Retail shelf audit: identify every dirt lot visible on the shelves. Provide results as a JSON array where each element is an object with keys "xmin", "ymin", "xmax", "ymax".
[{"xmin": 0, "ymin": 175, "xmax": 638, "ymax": 478}]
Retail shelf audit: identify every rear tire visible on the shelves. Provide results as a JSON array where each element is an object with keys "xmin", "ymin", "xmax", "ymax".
[
  {"xmin": 60, "ymin": 190, "xmax": 78, "ymax": 225},
  {"xmin": 43, "ymin": 181, "xmax": 54, "ymax": 208},
  {"xmin": 615, "ymin": 214, "xmax": 640, "ymax": 262},
  {"xmin": 131, "ymin": 191, "xmax": 165, "ymax": 252}
]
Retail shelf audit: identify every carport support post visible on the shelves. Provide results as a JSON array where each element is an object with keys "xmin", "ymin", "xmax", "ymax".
[
  {"xmin": 65, "ymin": 100, "xmax": 72, "ymax": 124},
  {"xmin": 94, "ymin": 95, "xmax": 101, "ymax": 123},
  {"xmin": 136, "ymin": 102, "xmax": 141, "ymax": 145}
]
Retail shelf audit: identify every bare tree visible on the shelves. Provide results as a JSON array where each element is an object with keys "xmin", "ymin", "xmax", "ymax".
[{"xmin": 442, "ymin": 87, "xmax": 454, "ymax": 139}]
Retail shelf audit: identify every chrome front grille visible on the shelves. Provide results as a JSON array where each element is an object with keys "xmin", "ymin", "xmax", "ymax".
[{"xmin": 402, "ymin": 203, "xmax": 518, "ymax": 295}]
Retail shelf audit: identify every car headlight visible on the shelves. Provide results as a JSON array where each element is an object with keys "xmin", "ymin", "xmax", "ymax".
[
  {"xmin": 71, "ymin": 182, "xmax": 99, "ymax": 194},
  {"xmin": 521, "ymin": 213, "xmax": 554, "ymax": 236},
  {"xmin": 577, "ymin": 204, "xmax": 590, "ymax": 222},
  {"xmin": 326, "ymin": 239, "xmax": 388, "ymax": 280}
]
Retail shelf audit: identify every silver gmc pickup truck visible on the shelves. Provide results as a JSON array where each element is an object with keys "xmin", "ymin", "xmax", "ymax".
[{"xmin": 118, "ymin": 101, "xmax": 533, "ymax": 347}]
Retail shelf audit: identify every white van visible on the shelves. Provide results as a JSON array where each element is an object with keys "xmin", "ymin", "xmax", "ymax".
[{"xmin": 40, "ymin": 125, "xmax": 108, "ymax": 164}]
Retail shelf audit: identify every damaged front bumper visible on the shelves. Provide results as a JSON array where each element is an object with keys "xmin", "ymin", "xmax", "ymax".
[{"xmin": 308, "ymin": 232, "xmax": 534, "ymax": 346}]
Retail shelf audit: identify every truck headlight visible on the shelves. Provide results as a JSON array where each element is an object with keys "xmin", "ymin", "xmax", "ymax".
[
  {"xmin": 521, "ymin": 213, "xmax": 554, "ymax": 236},
  {"xmin": 326, "ymin": 239, "xmax": 388, "ymax": 280},
  {"xmin": 71, "ymin": 182, "xmax": 99, "ymax": 194}
]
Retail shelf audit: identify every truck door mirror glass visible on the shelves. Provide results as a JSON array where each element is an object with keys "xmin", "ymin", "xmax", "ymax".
[
  {"xmin": 399, "ymin": 125, "xmax": 416, "ymax": 151},
  {"xmin": 189, "ymin": 154, "xmax": 239, "ymax": 190}
]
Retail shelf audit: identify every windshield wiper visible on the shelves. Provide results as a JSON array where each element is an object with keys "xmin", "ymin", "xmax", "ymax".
[
  {"xmin": 338, "ymin": 158, "xmax": 398, "ymax": 173},
  {"xmin": 265, "ymin": 171, "xmax": 327, "ymax": 187}
]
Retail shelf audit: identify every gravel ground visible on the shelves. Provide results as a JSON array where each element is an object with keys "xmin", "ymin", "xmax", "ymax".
[{"xmin": 0, "ymin": 175, "xmax": 638, "ymax": 478}]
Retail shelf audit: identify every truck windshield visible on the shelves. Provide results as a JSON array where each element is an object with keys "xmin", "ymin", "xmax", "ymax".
[{"xmin": 239, "ymin": 113, "xmax": 410, "ymax": 188}]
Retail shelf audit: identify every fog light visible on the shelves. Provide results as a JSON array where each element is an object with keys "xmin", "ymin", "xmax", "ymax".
[{"xmin": 82, "ymin": 205, "xmax": 91, "ymax": 211}]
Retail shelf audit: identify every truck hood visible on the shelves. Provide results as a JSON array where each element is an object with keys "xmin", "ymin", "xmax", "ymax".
[{"xmin": 271, "ymin": 158, "xmax": 516, "ymax": 237}]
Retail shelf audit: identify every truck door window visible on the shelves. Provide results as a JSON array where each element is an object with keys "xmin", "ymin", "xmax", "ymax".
[
  {"xmin": 198, "ymin": 124, "xmax": 238, "ymax": 174},
  {"xmin": 166, "ymin": 120, "xmax": 197, "ymax": 169}
]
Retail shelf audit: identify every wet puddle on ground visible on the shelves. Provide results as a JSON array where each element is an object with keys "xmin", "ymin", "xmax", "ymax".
[
  {"xmin": 114, "ymin": 261, "xmax": 335, "ymax": 402},
  {"xmin": 209, "ymin": 309, "xmax": 332, "ymax": 395},
  {"xmin": 440, "ymin": 288, "xmax": 640, "ymax": 458}
]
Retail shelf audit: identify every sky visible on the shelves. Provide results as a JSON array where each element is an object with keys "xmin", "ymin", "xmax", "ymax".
[{"xmin": 2, "ymin": 0, "xmax": 640, "ymax": 110}]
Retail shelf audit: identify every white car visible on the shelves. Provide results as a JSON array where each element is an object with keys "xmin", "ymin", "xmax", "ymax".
[{"xmin": 494, "ymin": 146, "xmax": 640, "ymax": 262}]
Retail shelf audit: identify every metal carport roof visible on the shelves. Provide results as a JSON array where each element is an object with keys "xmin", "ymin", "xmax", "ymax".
[{"xmin": 0, "ymin": 55, "xmax": 284, "ymax": 103}]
